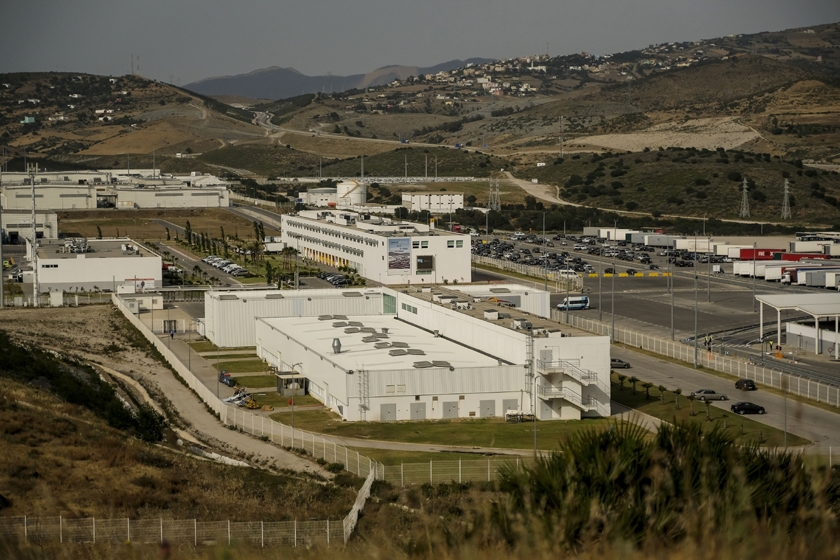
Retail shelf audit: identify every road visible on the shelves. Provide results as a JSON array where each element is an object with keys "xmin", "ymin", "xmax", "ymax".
[{"xmin": 610, "ymin": 344, "xmax": 840, "ymax": 452}]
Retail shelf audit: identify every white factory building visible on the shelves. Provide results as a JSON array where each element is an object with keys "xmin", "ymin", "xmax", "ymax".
[
  {"xmin": 401, "ymin": 192, "xmax": 464, "ymax": 213},
  {"xmin": 1, "ymin": 209, "xmax": 59, "ymax": 241},
  {"xmin": 202, "ymin": 287, "xmax": 611, "ymax": 422},
  {"xmin": 300, "ymin": 180, "xmax": 368, "ymax": 208},
  {"xmin": 1, "ymin": 170, "xmax": 230, "ymax": 210},
  {"xmin": 27, "ymin": 238, "xmax": 162, "ymax": 292},
  {"xmin": 280, "ymin": 209, "xmax": 471, "ymax": 286}
]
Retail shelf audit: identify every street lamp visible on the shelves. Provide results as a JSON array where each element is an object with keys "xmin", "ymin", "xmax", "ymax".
[
  {"xmin": 669, "ymin": 248, "xmax": 674, "ymax": 341},
  {"xmin": 542, "ymin": 212, "xmax": 547, "ymax": 291},
  {"xmin": 707, "ymin": 236, "xmax": 712, "ymax": 303},
  {"xmin": 752, "ymin": 241, "xmax": 757, "ymax": 312},
  {"xmin": 611, "ymin": 252, "xmax": 616, "ymax": 342},
  {"xmin": 693, "ymin": 232, "xmax": 698, "ymax": 369},
  {"xmin": 291, "ymin": 362, "xmax": 303, "ymax": 433},
  {"xmin": 598, "ymin": 245, "xmax": 603, "ymax": 322}
]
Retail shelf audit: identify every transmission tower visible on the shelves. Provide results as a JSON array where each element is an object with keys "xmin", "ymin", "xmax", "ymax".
[
  {"xmin": 781, "ymin": 178, "xmax": 792, "ymax": 220},
  {"xmin": 739, "ymin": 178, "xmax": 750, "ymax": 218},
  {"xmin": 488, "ymin": 178, "xmax": 501, "ymax": 211}
]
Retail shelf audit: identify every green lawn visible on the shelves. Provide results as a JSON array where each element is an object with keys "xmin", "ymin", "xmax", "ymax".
[
  {"xmin": 188, "ymin": 341, "xmax": 220, "ymax": 353},
  {"xmin": 232, "ymin": 374, "xmax": 277, "ymax": 388},
  {"xmin": 610, "ymin": 373, "xmax": 810, "ymax": 447},
  {"xmin": 212, "ymin": 360, "xmax": 268, "ymax": 374},
  {"xmin": 249, "ymin": 393, "xmax": 321, "ymax": 408},
  {"xmin": 352, "ymin": 448, "xmax": 499, "ymax": 465},
  {"xmin": 268, "ymin": 409, "xmax": 615, "ymax": 451}
]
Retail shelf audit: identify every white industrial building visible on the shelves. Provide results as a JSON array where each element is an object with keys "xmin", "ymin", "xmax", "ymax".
[
  {"xmin": 1, "ymin": 181, "xmax": 98, "ymax": 210},
  {"xmin": 28, "ymin": 238, "xmax": 162, "ymax": 292},
  {"xmin": 1, "ymin": 209, "xmax": 59, "ymax": 241},
  {"xmin": 1, "ymin": 170, "xmax": 230, "ymax": 210},
  {"xmin": 280, "ymin": 209, "xmax": 471, "ymax": 285},
  {"xmin": 401, "ymin": 192, "xmax": 464, "ymax": 213},
  {"xmin": 300, "ymin": 181, "xmax": 368, "ymax": 208},
  {"xmin": 202, "ymin": 286, "xmax": 611, "ymax": 422}
]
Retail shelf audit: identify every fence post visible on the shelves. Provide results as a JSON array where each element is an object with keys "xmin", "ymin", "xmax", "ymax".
[
  {"xmin": 488, "ymin": 459, "xmax": 491, "ymax": 482},
  {"xmin": 93, "ymin": 517, "xmax": 96, "ymax": 544},
  {"xmin": 228, "ymin": 520, "xmax": 231, "ymax": 546},
  {"xmin": 459, "ymin": 459, "xmax": 462, "ymax": 483},
  {"xmin": 356, "ymin": 451, "xmax": 360, "ymax": 475},
  {"xmin": 430, "ymin": 460, "xmax": 433, "ymax": 484},
  {"xmin": 401, "ymin": 463, "xmax": 404, "ymax": 487},
  {"xmin": 294, "ymin": 520, "xmax": 297, "ymax": 548},
  {"xmin": 60, "ymin": 515, "xmax": 62, "ymax": 543},
  {"xmin": 327, "ymin": 519, "xmax": 330, "ymax": 547},
  {"xmin": 160, "ymin": 518, "xmax": 163, "ymax": 544},
  {"xmin": 261, "ymin": 521, "xmax": 264, "ymax": 548},
  {"xmin": 127, "ymin": 518, "xmax": 130, "ymax": 543},
  {"xmin": 194, "ymin": 519, "xmax": 197, "ymax": 546},
  {"xmin": 345, "ymin": 447, "xmax": 348, "ymax": 467}
]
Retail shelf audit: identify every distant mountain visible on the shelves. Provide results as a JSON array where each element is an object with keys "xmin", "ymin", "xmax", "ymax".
[{"xmin": 184, "ymin": 58, "xmax": 495, "ymax": 100}]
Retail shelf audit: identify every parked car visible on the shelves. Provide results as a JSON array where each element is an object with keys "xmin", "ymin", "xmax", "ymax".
[
  {"xmin": 604, "ymin": 268, "xmax": 615, "ymax": 274},
  {"xmin": 626, "ymin": 269, "xmax": 637, "ymax": 276},
  {"xmin": 730, "ymin": 402, "xmax": 765, "ymax": 415},
  {"xmin": 735, "ymin": 379, "xmax": 757, "ymax": 391},
  {"xmin": 610, "ymin": 358, "xmax": 631, "ymax": 369},
  {"xmin": 690, "ymin": 389, "xmax": 727, "ymax": 401}
]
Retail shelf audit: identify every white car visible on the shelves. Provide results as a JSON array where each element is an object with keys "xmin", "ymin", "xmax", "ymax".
[{"xmin": 470, "ymin": 230, "xmax": 480, "ymax": 237}]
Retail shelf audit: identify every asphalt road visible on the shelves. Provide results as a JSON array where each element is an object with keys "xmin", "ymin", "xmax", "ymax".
[{"xmin": 610, "ymin": 344, "xmax": 840, "ymax": 453}]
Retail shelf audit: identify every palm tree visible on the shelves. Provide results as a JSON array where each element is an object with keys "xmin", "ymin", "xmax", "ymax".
[
  {"xmin": 705, "ymin": 400, "xmax": 712, "ymax": 422},
  {"xmin": 642, "ymin": 382, "xmax": 653, "ymax": 400},
  {"xmin": 628, "ymin": 376, "xmax": 639, "ymax": 394},
  {"xmin": 658, "ymin": 385, "xmax": 667, "ymax": 404},
  {"xmin": 674, "ymin": 388, "xmax": 682, "ymax": 410},
  {"xmin": 688, "ymin": 394, "xmax": 695, "ymax": 416},
  {"xmin": 617, "ymin": 374, "xmax": 627, "ymax": 391}
]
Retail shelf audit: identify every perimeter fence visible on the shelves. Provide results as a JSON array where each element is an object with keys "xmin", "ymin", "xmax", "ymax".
[{"xmin": 551, "ymin": 310, "xmax": 840, "ymax": 408}]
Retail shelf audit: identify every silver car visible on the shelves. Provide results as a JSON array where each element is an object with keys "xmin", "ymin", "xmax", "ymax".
[{"xmin": 690, "ymin": 389, "xmax": 728, "ymax": 401}]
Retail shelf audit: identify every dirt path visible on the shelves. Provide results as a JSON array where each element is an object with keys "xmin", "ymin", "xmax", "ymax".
[{"xmin": 0, "ymin": 306, "xmax": 329, "ymax": 476}]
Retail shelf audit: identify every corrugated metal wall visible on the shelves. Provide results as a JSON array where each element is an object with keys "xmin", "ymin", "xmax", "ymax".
[
  {"xmin": 207, "ymin": 290, "xmax": 385, "ymax": 347},
  {"xmin": 356, "ymin": 366, "xmax": 526, "ymax": 397}
]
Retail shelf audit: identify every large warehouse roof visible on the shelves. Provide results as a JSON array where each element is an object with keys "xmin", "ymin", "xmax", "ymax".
[{"xmin": 259, "ymin": 315, "xmax": 500, "ymax": 371}]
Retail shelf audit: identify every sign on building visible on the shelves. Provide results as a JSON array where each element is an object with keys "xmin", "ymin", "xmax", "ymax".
[{"xmin": 387, "ymin": 238, "xmax": 411, "ymax": 275}]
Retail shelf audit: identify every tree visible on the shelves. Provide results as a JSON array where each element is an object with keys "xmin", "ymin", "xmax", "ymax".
[
  {"xmin": 394, "ymin": 206, "xmax": 409, "ymax": 219},
  {"xmin": 705, "ymin": 400, "xmax": 712, "ymax": 422},
  {"xmin": 642, "ymin": 382, "xmax": 653, "ymax": 400},
  {"xmin": 96, "ymin": 225, "xmax": 103, "ymax": 239},
  {"xmin": 674, "ymin": 388, "xmax": 682, "ymax": 410},
  {"xmin": 617, "ymin": 374, "xmax": 627, "ymax": 392},
  {"xmin": 628, "ymin": 376, "xmax": 639, "ymax": 394},
  {"xmin": 165, "ymin": 227, "xmax": 170, "ymax": 241},
  {"xmin": 658, "ymin": 385, "xmax": 667, "ymax": 404},
  {"xmin": 265, "ymin": 261, "xmax": 275, "ymax": 285},
  {"xmin": 688, "ymin": 394, "xmax": 695, "ymax": 416},
  {"xmin": 185, "ymin": 221, "xmax": 192, "ymax": 245}
]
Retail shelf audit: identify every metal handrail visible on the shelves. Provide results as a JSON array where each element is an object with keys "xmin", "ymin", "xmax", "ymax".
[{"xmin": 536, "ymin": 359, "xmax": 611, "ymax": 394}]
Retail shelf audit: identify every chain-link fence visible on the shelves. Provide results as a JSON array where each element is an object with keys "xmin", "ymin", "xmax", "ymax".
[
  {"xmin": 550, "ymin": 309, "xmax": 840, "ymax": 408},
  {"xmin": 110, "ymin": 294, "xmax": 378, "ymax": 544},
  {"xmin": 472, "ymin": 255, "xmax": 583, "ymax": 291},
  {"xmin": 380, "ymin": 457, "xmax": 534, "ymax": 486},
  {"xmin": 0, "ymin": 516, "xmax": 344, "ymax": 547}
]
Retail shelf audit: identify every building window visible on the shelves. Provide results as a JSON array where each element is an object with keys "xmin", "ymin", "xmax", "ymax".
[
  {"xmin": 447, "ymin": 240, "xmax": 455, "ymax": 248},
  {"xmin": 386, "ymin": 385, "xmax": 395, "ymax": 394},
  {"xmin": 412, "ymin": 241, "xmax": 420, "ymax": 249},
  {"xmin": 401, "ymin": 303, "xmax": 418, "ymax": 314},
  {"xmin": 415, "ymin": 395, "xmax": 420, "ymax": 401},
  {"xmin": 416, "ymin": 270, "xmax": 431, "ymax": 275},
  {"xmin": 421, "ymin": 241, "xmax": 429, "ymax": 249},
  {"xmin": 432, "ymin": 396, "xmax": 438, "ymax": 401},
  {"xmin": 456, "ymin": 240, "xmax": 463, "ymax": 248}
]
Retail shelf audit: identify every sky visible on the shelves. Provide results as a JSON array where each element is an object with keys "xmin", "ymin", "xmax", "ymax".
[{"xmin": 1, "ymin": 0, "xmax": 838, "ymax": 85}]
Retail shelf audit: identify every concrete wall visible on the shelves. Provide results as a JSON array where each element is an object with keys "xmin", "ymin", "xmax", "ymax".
[
  {"xmin": 37, "ymin": 252, "xmax": 162, "ymax": 292},
  {"xmin": 1, "ymin": 210, "xmax": 59, "ymax": 239},
  {"xmin": 114, "ymin": 187, "xmax": 230, "ymax": 209},
  {"xmin": 2, "ymin": 184, "xmax": 97, "ymax": 210}
]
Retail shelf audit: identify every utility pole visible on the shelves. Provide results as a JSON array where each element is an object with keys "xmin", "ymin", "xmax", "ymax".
[
  {"xmin": 435, "ymin": 157, "xmax": 438, "ymax": 180},
  {"xmin": 752, "ymin": 242, "xmax": 757, "ymax": 312},
  {"xmin": 611, "ymin": 252, "xmax": 615, "ymax": 342},
  {"xmin": 669, "ymin": 250, "xmax": 674, "ymax": 340},
  {"xmin": 404, "ymin": 154, "xmax": 407, "ymax": 179},
  {"xmin": 694, "ymin": 232, "xmax": 698, "ymax": 368},
  {"xmin": 542, "ymin": 212, "xmax": 547, "ymax": 291},
  {"xmin": 425, "ymin": 155, "xmax": 428, "ymax": 179},
  {"xmin": 598, "ymin": 246, "xmax": 603, "ymax": 322},
  {"xmin": 28, "ymin": 164, "xmax": 39, "ymax": 307},
  {"xmin": 707, "ymin": 236, "xmax": 712, "ymax": 302}
]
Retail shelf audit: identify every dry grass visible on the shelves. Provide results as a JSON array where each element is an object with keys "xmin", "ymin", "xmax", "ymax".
[{"xmin": 0, "ymin": 379, "xmax": 354, "ymax": 522}]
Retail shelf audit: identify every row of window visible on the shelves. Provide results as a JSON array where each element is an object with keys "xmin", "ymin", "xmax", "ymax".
[
  {"xmin": 286, "ymin": 220, "xmax": 380, "ymax": 247},
  {"xmin": 412, "ymin": 240, "xmax": 429, "ymax": 249},
  {"xmin": 446, "ymin": 240, "xmax": 464, "ymax": 248},
  {"xmin": 40, "ymin": 264, "xmax": 58, "ymax": 268},
  {"xmin": 286, "ymin": 231, "xmax": 365, "ymax": 257},
  {"xmin": 401, "ymin": 302, "xmax": 418, "ymax": 314}
]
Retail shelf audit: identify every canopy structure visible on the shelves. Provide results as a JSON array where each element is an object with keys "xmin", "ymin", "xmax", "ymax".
[{"xmin": 755, "ymin": 294, "xmax": 840, "ymax": 359}]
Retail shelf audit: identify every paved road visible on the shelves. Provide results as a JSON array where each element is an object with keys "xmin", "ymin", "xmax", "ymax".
[{"xmin": 610, "ymin": 344, "xmax": 840, "ymax": 452}]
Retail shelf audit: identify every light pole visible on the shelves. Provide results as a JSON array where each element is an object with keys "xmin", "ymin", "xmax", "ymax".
[
  {"xmin": 707, "ymin": 236, "xmax": 712, "ymax": 302},
  {"xmin": 752, "ymin": 242, "xmax": 757, "ymax": 312},
  {"xmin": 542, "ymin": 212, "xmax": 547, "ymax": 291},
  {"xmin": 291, "ymin": 362, "xmax": 303, "ymax": 433},
  {"xmin": 669, "ymin": 248, "xmax": 674, "ymax": 341},
  {"xmin": 598, "ymin": 246, "xmax": 603, "ymax": 322},
  {"xmin": 611, "ymin": 252, "xmax": 616, "ymax": 342},
  {"xmin": 693, "ymin": 232, "xmax": 698, "ymax": 369}
]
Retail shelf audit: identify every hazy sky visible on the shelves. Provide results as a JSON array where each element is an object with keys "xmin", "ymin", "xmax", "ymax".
[{"xmin": 2, "ymin": 0, "xmax": 838, "ymax": 84}]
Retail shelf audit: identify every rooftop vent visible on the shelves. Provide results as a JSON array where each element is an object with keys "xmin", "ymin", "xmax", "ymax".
[
  {"xmin": 362, "ymin": 336, "xmax": 378, "ymax": 343},
  {"xmin": 333, "ymin": 321, "xmax": 349, "ymax": 328},
  {"xmin": 391, "ymin": 342, "xmax": 409, "ymax": 348},
  {"xmin": 333, "ymin": 315, "xmax": 348, "ymax": 320},
  {"xmin": 319, "ymin": 315, "xmax": 333, "ymax": 321},
  {"xmin": 389, "ymin": 349, "xmax": 408, "ymax": 356},
  {"xmin": 360, "ymin": 327, "xmax": 376, "ymax": 333},
  {"xmin": 374, "ymin": 342, "xmax": 392, "ymax": 349},
  {"xmin": 407, "ymin": 349, "xmax": 425, "ymax": 355},
  {"xmin": 343, "ymin": 327, "xmax": 360, "ymax": 334},
  {"xmin": 413, "ymin": 361, "xmax": 433, "ymax": 368},
  {"xmin": 342, "ymin": 292, "xmax": 362, "ymax": 297},
  {"xmin": 489, "ymin": 288, "xmax": 511, "ymax": 294},
  {"xmin": 265, "ymin": 293, "xmax": 284, "ymax": 299},
  {"xmin": 348, "ymin": 321, "xmax": 364, "ymax": 327},
  {"xmin": 332, "ymin": 338, "xmax": 342, "ymax": 354},
  {"xmin": 218, "ymin": 295, "xmax": 238, "ymax": 300},
  {"xmin": 432, "ymin": 361, "xmax": 451, "ymax": 368}
]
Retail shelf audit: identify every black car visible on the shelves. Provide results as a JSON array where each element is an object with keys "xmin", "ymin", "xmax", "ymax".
[
  {"xmin": 730, "ymin": 402, "xmax": 766, "ymax": 415},
  {"xmin": 604, "ymin": 268, "xmax": 615, "ymax": 274},
  {"xmin": 735, "ymin": 379, "xmax": 757, "ymax": 391}
]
